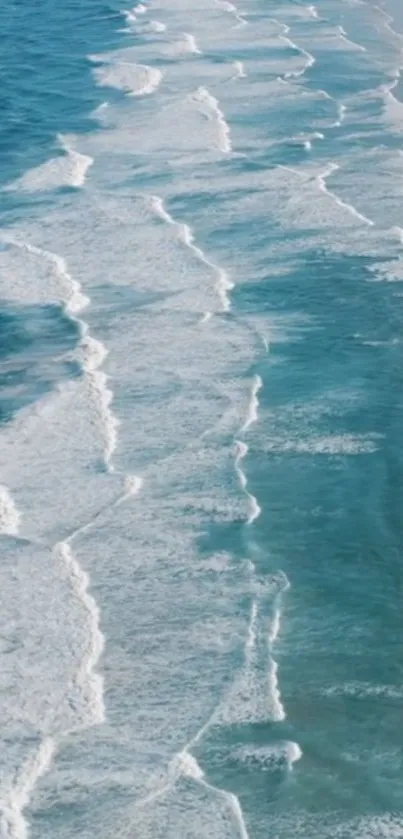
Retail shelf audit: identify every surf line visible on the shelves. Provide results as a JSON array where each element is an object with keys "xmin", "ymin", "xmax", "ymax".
[
  {"xmin": 233, "ymin": 375, "xmax": 262, "ymax": 525},
  {"xmin": 149, "ymin": 194, "xmax": 233, "ymax": 315},
  {"xmin": 277, "ymin": 22, "xmax": 316, "ymax": 79},
  {"xmin": 215, "ymin": 0, "xmax": 248, "ymax": 28},
  {"xmin": 0, "ymin": 738, "xmax": 56, "ymax": 839},
  {"xmin": 279, "ymin": 162, "xmax": 374, "ymax": 226},
  {"xmin": 3, "ymin": 239, "xmax": 119, "ymax": 473}
]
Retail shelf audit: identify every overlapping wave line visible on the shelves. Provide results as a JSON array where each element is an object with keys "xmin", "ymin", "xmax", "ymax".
[
  {"xmin": 192, "ymin": 86, "xmax": 232, "ymax": 154},
  {"xmin": 0, "ymin": 232, "xmax": 145, "ymax": 836},
  {"xmin": 278, "ymin": 22, "xmax": 316, "ymax": 79},
  {"xmin": 149, "ymin": 194, "xmax": 233, "ymax": 314},
  {"xmin": 215, "ymin": 0, "xmax": 248, "ymax": 28},
  {"xmin": 0, "ymin": 738, "xmax": 56, "ymax": 839},
  {"xmin": 4, "ymin": 134, "xmax": 93, "ymax": 193},
  {"xmin": 279, "ymin": 161, "xmax": 374, "ymax": 227},
  {"xmin": 3, "ymin": 238, "xmax": 119, "ymax": 473},
  {"xmin": 234, "ymin": 375, "xmax": 263, "ymax": 525}
]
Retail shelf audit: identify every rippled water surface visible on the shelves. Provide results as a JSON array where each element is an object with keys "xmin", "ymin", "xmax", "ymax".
[{"xmin": 1, "ymin": 1, "xmax": 403, "ymax": 837}]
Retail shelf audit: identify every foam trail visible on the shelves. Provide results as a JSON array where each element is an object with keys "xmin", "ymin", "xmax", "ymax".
[
  {"xmin": 245, "ymin": 599, "xmax": 258, "ymax": 655},
  {"xmin": 193, "ymin": 87, "xmax": 232, "ymax": 153},
  {"xmin": 337, "ymin": 25, "xmax": 366, "ymax": 52},
  {"xmin": 216, "ymin": 0, "xmax": 247, "ymax": 27},
  {"xmin": 0, "ymin": 738, "xmax": 55, "ymax": 839},
  {"xmin": 333, "ymin": 102, "xmax": 347, "ymax": 127},
  {"xmin": 183, "ymin": 33, "xmax": 202, "ymax": 55},
  {"xmin": 0, "ymin": 486, "xmax": 21, "ymax": 535},
  {"xmin": 66, "ymin": 474, "xmax": 143, "ymax": 544},
  {"xmin": 4, "ymin": 240, "xmax": 119, "ymax": 472},
  {"xmin": 241, "ymin": 374, "xmax": 262, "ymax": 433},
  {"xmin": 57, "ymin": 134, "xmax": 93, "ymax": 187},
  {"xmin": 177, "ymin": 751, "xmax": 250, "ymax": 839},
  {"xmin": 234, "ymin": 741, "xmax": 302, "ymax": 770},
  {"xmin": 279, "ymin": 25, "xmax": 316, "ymax": 79},
  {"xmin": 232, "ymin": 60, "xmax": 246, "ymax": 79},
  {"xmin": 150, "ymin": 195, "xmax": 233, "ymax": 312},
  {"xmin": 56, "ymin": 542, "xmax": 105, "ymax": 725},
  {"xmin": 235, "ymin": 441, "xmax": 262, "ymax": 524},
  {"xmin": 318, "ymin": 163, "xmax": 374, "ymax": 226}
]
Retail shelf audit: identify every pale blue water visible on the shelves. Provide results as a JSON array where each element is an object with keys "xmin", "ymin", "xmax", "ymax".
[{"xmin": 1, "ymin": 2, "xmax": 403, "ymax": 839}]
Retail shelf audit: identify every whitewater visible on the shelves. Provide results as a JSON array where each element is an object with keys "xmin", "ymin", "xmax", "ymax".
[{"xmin": 1, "ymin": 0, "xmax": 403, "ymax": 837}]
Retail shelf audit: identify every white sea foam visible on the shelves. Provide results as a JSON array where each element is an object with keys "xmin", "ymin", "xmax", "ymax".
[
  {"xmin": 233, "ymin": 741, "xmax": 302, "ymax": 771},
  {"xmin": 4, "ymin": 135, "xmax": 93, "ymax": 192},
  {"xmin": 263, "ymin": 433, "xmax": 380, "ymax": 455},
  {"xmin": 184, "ymin": 753, "xmax": 251, "ymax": 839},
  {"xmin": 92, "ymin": 59, "xmax": 162, "ymax": 95},
  {"xmin": 215, "ymin": 0, "xmax": 247, "ymax": 28},
  {"xmin": 0, "ymin": 486, "xmax": 21, "ymax": 535},
  {"xmin": 0, "ymin": 738, "xmax": 56, "ymax": 839},
  {"xmin": 283, "ymin": 162, "xmax": 374, "ymax": 226},
  {"xmin": 148, "ymin": 19, "xmax": 166, "ymax": 32},
  {"xmin": 280, "ymin": 25, "xmax": 316, "ymax": 79},
  {"xmin": 232, "ymin": 60, "xmax": 246, "ymax": 79},
  {"xmin": 234, "ymin": 440, "xmax": 261, "ymax": 524},
  {"xmin": 241, "ymin": 374, "xmax": 263, "ymax": 432},
  {"xmin": 176, "ymin": 33, "xmax": 202, "ymax": 55},
  {"xmin": 322, "ymin": 681, "xmax": 403, "ymax": 700},
  {"xmin": 193, "ymin": 86, "xmax": 232, "ymax": 153},
  {"xmin": 56, "ymin": 542, "xmax": 105, "ymax": 724},
  {"xmin": 5, "ymin": 240, "xmax": 118, "ymax": 472},
  {"xmin": 333, "ymin": 102, "xmax": 347, "ymax": 127},
  {"xmin": 150, "ymin": 194, "xmax": 233, "ymax": 311},
  {"xmin": 213, "ymin": 572, "xmax": 289, "ymax": 725},
  {"xmin": 337, "ymin": 25, "xmax": 366, "ymax": 52}
]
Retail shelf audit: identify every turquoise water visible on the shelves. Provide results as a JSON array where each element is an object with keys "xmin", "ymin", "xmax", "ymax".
[{"xmin": 1, "ymin": 1, "xmax": 403, "ymax": 838}]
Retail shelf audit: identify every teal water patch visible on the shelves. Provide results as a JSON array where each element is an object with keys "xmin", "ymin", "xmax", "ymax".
[{"xmin": 0, "ymin": 0, "xmax": 129, "ymax": 188}]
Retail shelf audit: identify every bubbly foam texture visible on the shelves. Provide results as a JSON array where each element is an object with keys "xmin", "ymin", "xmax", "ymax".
[
  {"xmin": 213, "ymin": 572, "xmax": 289, "ymax": 725},
  {"xmin": 56, "ymin": 542, "xmax": 105, "ymax": 722},
  {"xmin": 232, "ymin": 60, "xmax": 246, "ymax": 79},
  {"xmin": 6, "ymin": 240, "xmax": 118, "ymax": 473},
  {"xmin": 168, "ymin": 33, "xmax": 202, "ymax": 55},
  {"xmin": 93, "ymin": 59, "xmax": 162, "ymax": 95},
  {"xmin": 150, "ymin": 194, "xmax": 233, "ymax": 312},
  {"xmin": 0, "ymin": 486, "xmax": 21, "ymax": 535},
  {"xmin": 5, "ymin": 135, "xmax": 93, "ymax": 192},
  {"xmin": 193, "ymin": 87, "xmax": 232, "ymax": 153},
  {"xmin": 0, "ymin": 738, "xmax": 55, "ymax": 839},
  {"xmin": 280, "ymin": 25, "xmax": 316, "ymax": 79},
  {"xmin": 263, "ymin": 433, "xmax": 380, "ymax": 455},
  {"xmin": 241, "ymin": 374, "xmax": 262, "ymax": 433},
  {"xmin": 215, "ymin": 0, "xmax": 247, "ymax": 28},
  {"xmin": 233, "ymin": 741, "xmax": 302, "ymax": 770}
]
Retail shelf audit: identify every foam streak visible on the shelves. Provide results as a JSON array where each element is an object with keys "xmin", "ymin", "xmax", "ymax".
[
  {"xmin": 5, "ymin": 240, "xmax": 119, "ymax": 472},
  {"xmin": 193, "ymin": 87, "xmax": 232, "ymax": 154},
  {"xmin": 56, "ymin": 542, "xmax": 105, "ymax": 724},
  {"xmin": 215, "ymin": 0, "xmax": 247, "ymax": 28},
  {"xmin": 0, "ymin": 738, "xmax": 55, "ymax": 839},
  {"xmin": 150, "ymin": 195, "xmax": 233, "ymax": 312},
  {"xmin": 318, "ymin": 163, "xmax": 374, "ymax": 225}
]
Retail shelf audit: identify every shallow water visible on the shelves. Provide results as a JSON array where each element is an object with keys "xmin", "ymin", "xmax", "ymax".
[{"xmin": 1, "ymin": 1, "xmax": 403, "ymax": 838}]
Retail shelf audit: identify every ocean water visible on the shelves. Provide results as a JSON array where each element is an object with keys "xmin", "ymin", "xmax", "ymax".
[{"xmin": 1, "ymin": 0, "xmax": 403, "ymax": 837}]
